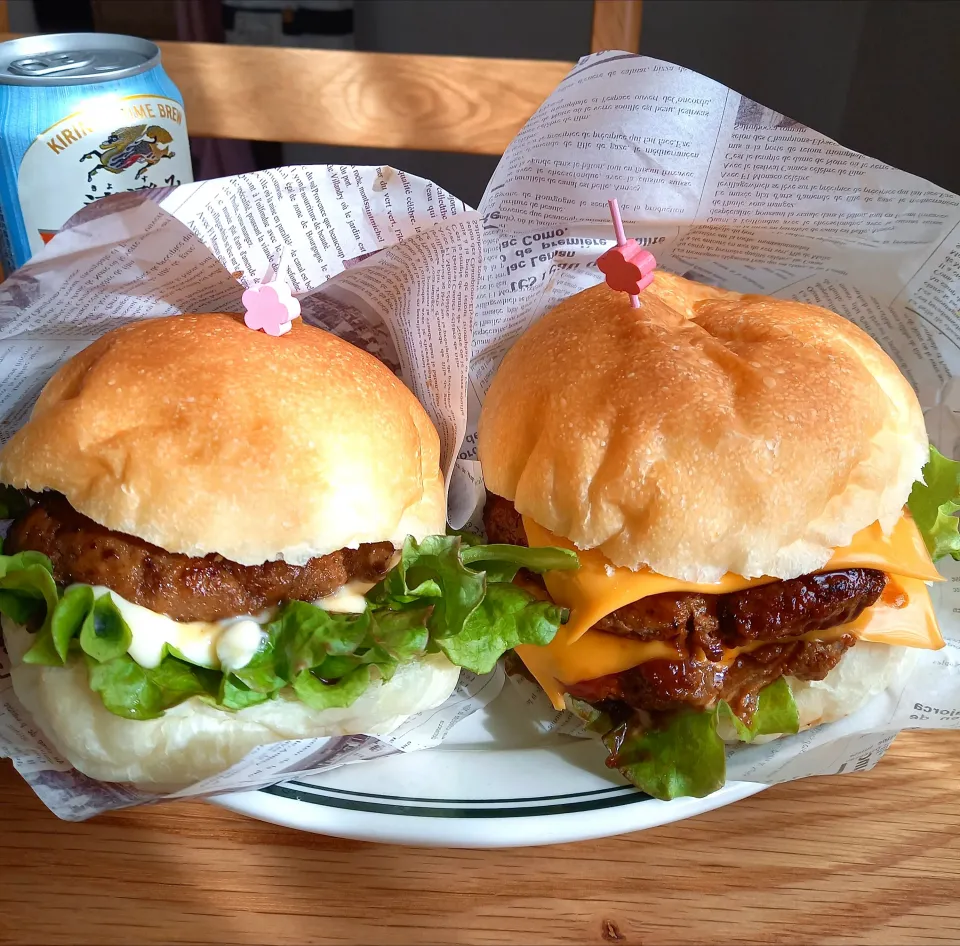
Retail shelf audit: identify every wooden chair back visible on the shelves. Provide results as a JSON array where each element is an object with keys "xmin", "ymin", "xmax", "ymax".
[{"xmin": 0, "ymin": 0, "xmax": 641, "ymax": 154}]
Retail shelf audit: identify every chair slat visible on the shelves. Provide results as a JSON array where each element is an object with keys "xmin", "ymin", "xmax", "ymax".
[
  {"xmin": 156, "ymin": 40, "xmax": 572, "ymax": 154},
  {"xmin": 591, "ymin": 0, "xmax": 643, "ymax": 54}
]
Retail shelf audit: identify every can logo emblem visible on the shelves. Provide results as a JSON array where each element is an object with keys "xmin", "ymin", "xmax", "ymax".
[
  {"xmin": 14, "ymin": 93, "xmax": 193, "ymax": 262},
  {"xmin": 80, "ymin": 123, "xmax": 176, "ymax": 182}
]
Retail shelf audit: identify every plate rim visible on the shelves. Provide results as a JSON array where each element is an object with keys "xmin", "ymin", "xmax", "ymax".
[{"xmin": 211, "ymin": 764, "xmax": 766, "ymax": 848}]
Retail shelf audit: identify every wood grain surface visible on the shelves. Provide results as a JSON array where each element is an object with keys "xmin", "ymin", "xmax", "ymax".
[
  {"xmin": 2, "ymin": 730, "xmax": 959, "ymax": 945},
  {"xmin": 158, "ymin": 40, "xmax": 572, "ymax": 154},
  {"xmin": 591, "ymin": 0, "xmax": 644, "ymax": 54}
]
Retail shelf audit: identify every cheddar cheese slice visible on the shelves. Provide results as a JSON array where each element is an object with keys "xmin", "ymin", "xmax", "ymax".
[
  {"xmin": 523, "ymin": 514, "xmax": 941, "ymax": 644},
  {"xmin": 515, "ymin": 632, "xmax": 682, "ymax": 708},
  {"xmin": 821, "ymin": 517, "xmax": 941, "ymax": 579},
  {"xmin": 517, "ymin": 578, "xmax": 941, "ymax": 711},
  {"xmin": 517, "ymin": 513, "xmax": 944, "ymax": 710},
  {"xmin": 847, "ymin": 575, "xmax": 942, "ymax": 649}
]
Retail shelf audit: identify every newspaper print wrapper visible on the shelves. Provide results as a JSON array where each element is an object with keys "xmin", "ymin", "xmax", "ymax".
[
  {"xmin": 462, "ymin": 51, "xmax": 960, "ymax": 786},
  {"xmin": 0, "ymin": 166, "xmax": 503, "ymax": 820}
]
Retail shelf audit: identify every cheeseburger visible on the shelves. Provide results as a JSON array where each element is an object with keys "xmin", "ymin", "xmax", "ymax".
[
  {"xmin": 479, "ymin": 272, "xmax": 957, "ymax": 799},
  {"xmin": 0, "ymin": 314, "xmax": 573, "ymax": 789}
]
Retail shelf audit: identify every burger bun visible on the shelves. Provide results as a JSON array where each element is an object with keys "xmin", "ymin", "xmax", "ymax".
[
  {"xmin": 0, "ymin": 314, "xmax": 446, "ymax": 566},
  {"xmin": 3, "ymin": 617, "xmax": 460, "ymax": 791},
  {"xmin": 479, "ymin": 273, "xmax": 927, "ymax": 582},
  {"xmin": 716, "ymin": 642, "xmax": 916, "ymax": 743}
]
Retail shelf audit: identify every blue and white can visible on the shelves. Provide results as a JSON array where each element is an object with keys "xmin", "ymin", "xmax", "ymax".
[{"xmin": 0, "ymin": 33, "xmax": 193, "ymax": 274}]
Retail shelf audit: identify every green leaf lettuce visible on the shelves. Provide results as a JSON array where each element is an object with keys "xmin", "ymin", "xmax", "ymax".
[
  {"xmin": 603, "ymin": 679, "xmax": 800, "ymax": 800},
  {"xmin": 0, "ymin": 531, "xmax": 578, "ymax": 721},
  {"xmin": 87, "ymin": 653, "xmax": 222, "ymax": 720},
  {"xmin": 908, "ymin": 445, "xmax": 960, "ymax": 561}
]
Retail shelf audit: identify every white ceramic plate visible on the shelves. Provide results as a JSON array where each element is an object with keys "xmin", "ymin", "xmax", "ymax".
[{"xmin": 215, "ymin": 682, "xmax": 764, "ymax": 848}]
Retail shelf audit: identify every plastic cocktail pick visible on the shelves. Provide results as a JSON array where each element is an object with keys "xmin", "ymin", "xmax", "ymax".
[
  {"xmin": 242, "ymin": 251, "xmax": 302, "ymax": 336},
  {"xmin": 596, "ymin": 198, "xmax": 656, "ymax": 308}
]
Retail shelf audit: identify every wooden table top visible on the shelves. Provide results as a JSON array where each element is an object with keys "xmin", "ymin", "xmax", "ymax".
[{"xmin": 1, "ymin": 730, "xmax": 958, "ymax": 945}]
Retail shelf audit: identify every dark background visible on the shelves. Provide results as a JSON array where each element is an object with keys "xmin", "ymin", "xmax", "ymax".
[{"xmin": 15, "ymin": 0, "xmax": 959, "ymax": 206}]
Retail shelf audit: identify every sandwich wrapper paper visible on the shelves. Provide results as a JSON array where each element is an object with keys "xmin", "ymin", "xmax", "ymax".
[{"xmin": 1, "ymin": 50, "xmax": 960, "ymax": 820}]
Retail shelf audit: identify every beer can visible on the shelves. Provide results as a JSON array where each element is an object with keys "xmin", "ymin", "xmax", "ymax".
[{"xmin": 0, "ymin": 33, "xmax": 193, "ymax": 273}]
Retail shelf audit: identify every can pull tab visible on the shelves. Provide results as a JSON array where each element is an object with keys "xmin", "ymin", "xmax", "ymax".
[{"xmin": 9, "ymin": 53, "xmax": 96, "ymax": 77}]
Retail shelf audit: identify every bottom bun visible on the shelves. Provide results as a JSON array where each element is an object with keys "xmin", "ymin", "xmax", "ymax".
[
  {"xmin": 717, "ymin": 641, "xmax": 915, "ymax": 743},
  {"xmin": 787, "ymin": 641, "xmax": 916, "ymax": 730},
  {"xmin": 3, "ymin": 618, "xmax": 460, "ymax": 790}
]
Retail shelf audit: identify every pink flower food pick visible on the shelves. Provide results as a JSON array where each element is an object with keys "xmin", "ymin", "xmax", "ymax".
[
  {"xmin": 596, "ymin": 198, "xmax": 656, "ymax": 308},
  {"xmin": 598, "ymin": 242, "xmax": 657, "ymax": 296},
  {"xmin": 242, "ymin": 281, "xmax": 302, "ymax": 337}
]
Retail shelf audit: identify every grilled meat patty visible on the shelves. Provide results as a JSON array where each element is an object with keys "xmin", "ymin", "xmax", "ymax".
[
  {"xmin": 6, "ymin": 492, "xmax": 395, "ymax": 623},
  {"xmin": 484, "ymin": 493, "xmax": 530, "ymax": 548},
  {"xmin": 483, "ymin": 494, "xmax": 884, "ymax": 650},
  {"xmin": 566, "ymin": 635, "xmax": 855, "ymax": 719},
  {"xmin": 592, "ymin": 568, "xmax": 884, "ymax": 656},
  {"xmin": 483, "ymin": 493, "xmax": 881, "ymax": 720}
]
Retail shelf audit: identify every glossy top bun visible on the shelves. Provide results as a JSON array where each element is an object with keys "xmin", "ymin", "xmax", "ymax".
[
  {"xmin": 479, "ymin": 273, "xmax": 927, "ymax": 581},
  {"xmin": 0, "ymin": 314, "xmax": 446, "ymax": 565}
]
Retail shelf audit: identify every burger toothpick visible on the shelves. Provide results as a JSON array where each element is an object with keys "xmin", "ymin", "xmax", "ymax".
[
  {"xmin": 597, "ymin": 198, "xmax": 656, "ymax": 308},
  {"xmin": 242, "ymin": 251, "xmax": 302, "ymax": 336}
]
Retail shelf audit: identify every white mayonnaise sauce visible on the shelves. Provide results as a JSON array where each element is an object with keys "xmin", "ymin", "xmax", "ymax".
[
  {"xmin": 216, "ymin": 619, "xmax": 269, "ymax": 672},
  {"xmin": 312, "ymin": 580, "xmax": 376, "ymax": 614},
  {"xmin": 83, "ymin": 586, "xmax": 267, "ymax": 671}
]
